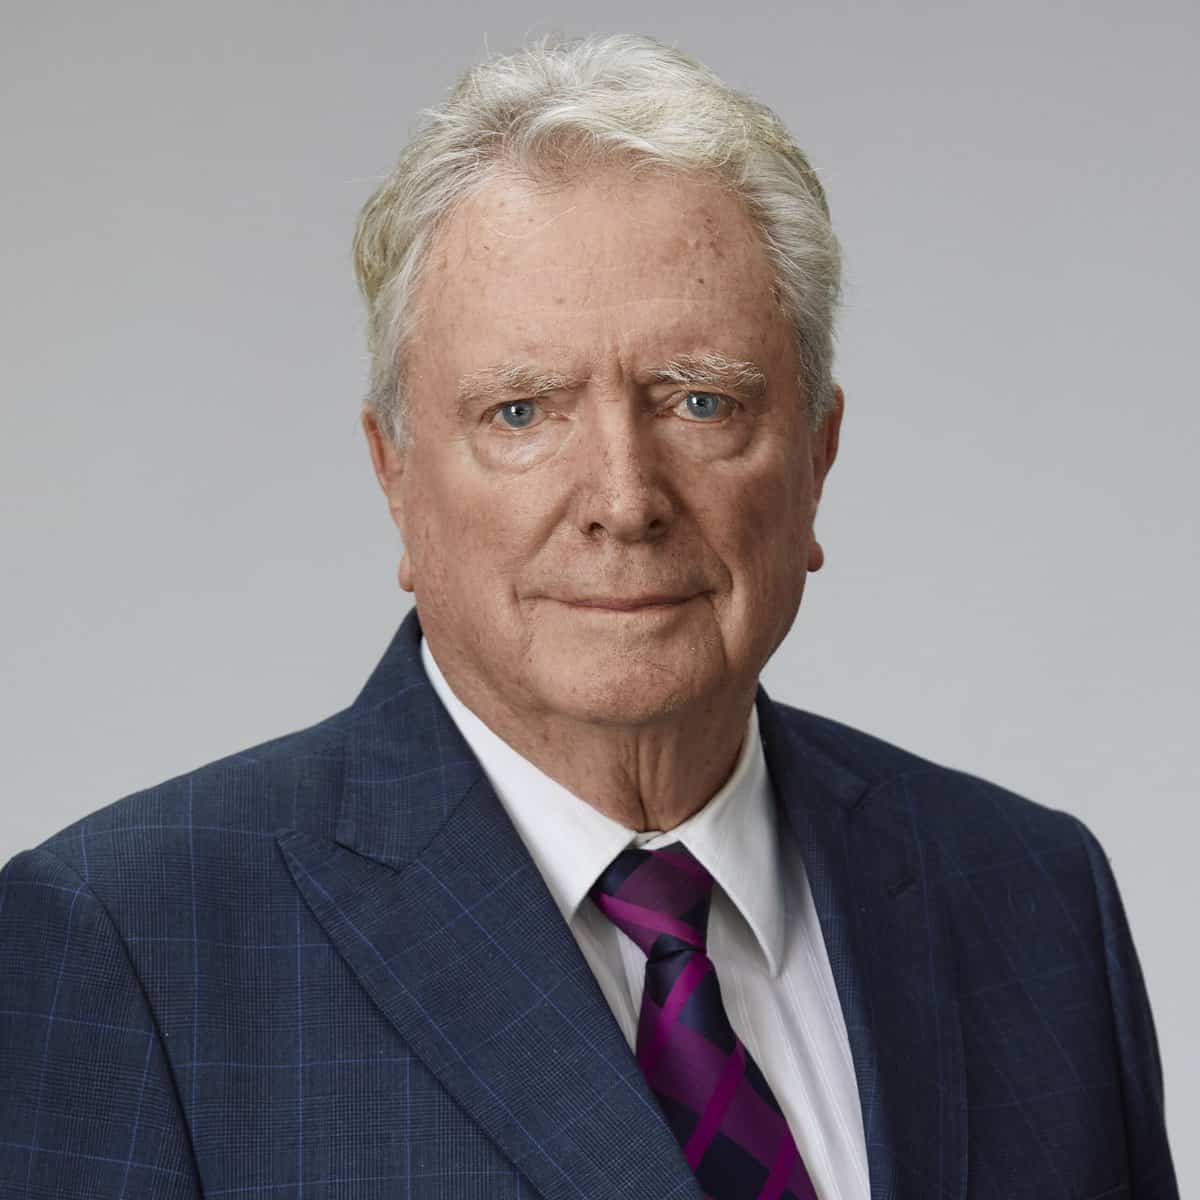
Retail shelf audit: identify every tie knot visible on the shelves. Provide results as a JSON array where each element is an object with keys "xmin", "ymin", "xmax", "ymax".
[{"xmin": 589, "ymin": 843, "xmax": 714, "ymax": 958}]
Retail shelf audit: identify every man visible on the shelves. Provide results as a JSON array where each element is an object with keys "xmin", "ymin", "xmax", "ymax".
[{"xmin": 0, "ymin": 33, "xmax": 1177, "ymax": 1200}]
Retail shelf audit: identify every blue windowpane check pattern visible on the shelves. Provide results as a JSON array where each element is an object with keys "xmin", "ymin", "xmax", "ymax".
[{"xmin": 0, "ymin": 610, "xmax": 1179, "ymax": 1197}]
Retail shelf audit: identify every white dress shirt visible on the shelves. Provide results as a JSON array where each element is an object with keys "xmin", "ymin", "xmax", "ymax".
[{"xmin": 421, "ymin": 637, "xmax": 870, "ymax": 1200}]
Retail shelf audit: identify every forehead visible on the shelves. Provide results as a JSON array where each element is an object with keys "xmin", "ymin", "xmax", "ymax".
[{"xmin": 413, "ymin": 165, "xmax": 788, "ymax": 377}]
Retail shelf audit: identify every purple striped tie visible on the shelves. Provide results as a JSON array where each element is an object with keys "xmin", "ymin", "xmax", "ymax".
[{"xmin": 590, "ymin": 843, "xmax": 819, "ymax": 1200}]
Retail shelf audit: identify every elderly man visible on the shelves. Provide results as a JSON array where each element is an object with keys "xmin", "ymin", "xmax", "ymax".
[{"xmin": 0, "ymin": 34, "xmax": 1177, "ymax": 1200}]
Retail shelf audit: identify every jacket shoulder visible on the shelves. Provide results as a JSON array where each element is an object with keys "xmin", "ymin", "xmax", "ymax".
[
  {"xmin": 28, "ymin": 705, "xmax": 359, "ymax": 893},
  {"xmin": 771, "ymin": 700, "xmax": 1088, "ymax": 860}
]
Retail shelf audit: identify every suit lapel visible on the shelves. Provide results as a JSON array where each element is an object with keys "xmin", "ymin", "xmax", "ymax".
[
  {"xmin": 278, "ymin": 612, "xmax": 701, "ymax": 1200},
  {"xmin": 758, "ymin": 693, "xmax": 968, "ymax": 1200},
  {"xmin": 278, "ymin": 611, "xmax": 965, "ymax": 1200}
]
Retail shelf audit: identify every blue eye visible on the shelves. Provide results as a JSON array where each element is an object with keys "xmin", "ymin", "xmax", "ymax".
[
  {"xmin": 679, "ymin": 391, "xmax": 729, "ymax": 421},
  {"xmin": 497, "ymin": 400, "xmax": 540, "ymax": 429}
]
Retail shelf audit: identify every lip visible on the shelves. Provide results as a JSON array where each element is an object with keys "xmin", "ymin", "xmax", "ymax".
[{"xmin": 552, "ymin": 593, "xmax": 699, "ymax": 612}]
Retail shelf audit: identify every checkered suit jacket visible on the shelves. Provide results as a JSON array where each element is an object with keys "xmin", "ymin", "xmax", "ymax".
[{"xmin": 0, "ymin": 610, "xmax": 1179, "ymax": 1197}]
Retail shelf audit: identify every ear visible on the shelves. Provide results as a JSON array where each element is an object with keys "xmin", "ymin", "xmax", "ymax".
[
  {"xmin": 807, "ymin": 383, "xmax": 844, "ymax": 574},
  {"xmin": 361, "ymin": 408, "xmax": 416, "ymax": 593},
  {"xmin": 362, "ymin": 407, "xmax": 406, "ymax": 523},
  {"xmin": 811, "ymin": 383, "xmax": 844, "ymax": 502}
]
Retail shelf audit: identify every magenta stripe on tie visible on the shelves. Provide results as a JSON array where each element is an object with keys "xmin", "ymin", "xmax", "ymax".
[
  {"xmin": 637, "ymin": 953, "xmax": 711, "ymax": 1077},
  {"xmin": 757, "ymin": 1134, "xmax": 800, "ymax": 1200},
  {"xmin": 684, "ymin": 1040, "xmax": 746, "ymax": 1170},
  {"xmin": 594, "ymin": 893, "xmax": 704, "ymax": 948}
]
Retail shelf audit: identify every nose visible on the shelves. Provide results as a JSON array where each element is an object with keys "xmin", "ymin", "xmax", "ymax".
[{"xmin": 572, "ymin": 408, "xmax": 675, "ymax": 543}]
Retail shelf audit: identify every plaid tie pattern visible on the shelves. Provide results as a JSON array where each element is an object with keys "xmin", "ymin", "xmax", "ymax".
[{"xmin": 590, "ymin": 843, "xmax": 819, "ymax": 1200}]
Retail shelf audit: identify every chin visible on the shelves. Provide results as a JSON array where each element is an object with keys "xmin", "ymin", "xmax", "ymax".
[{"xmin": 524, "ymin": 642, "xmax": 727, "ymax": 728}]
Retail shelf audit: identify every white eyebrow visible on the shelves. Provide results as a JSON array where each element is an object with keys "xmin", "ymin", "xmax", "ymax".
[
  {"xmin": 646, "ymin": 352, "xmax": 768, "ymax": 400},
  {"xmin": 454, "ymin": 351, "xmax": 768, "ymax": 416},
  {"xmin": 455, "ymin": 363, "xmax": 587, "ymax": 414}
]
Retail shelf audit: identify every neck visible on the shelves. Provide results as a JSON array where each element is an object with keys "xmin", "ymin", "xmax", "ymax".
[{"xmin": 424, "ymin": 641, "xmax": 756, "ymax": 832}]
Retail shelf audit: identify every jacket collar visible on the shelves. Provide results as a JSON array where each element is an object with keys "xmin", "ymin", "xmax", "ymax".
[
  {"xmin": 757, "ymin": 696, "xmax": 968, "ymax": 1200},
  {"xmin": 281, "ymin": 610, "xmax": 703, "ymax": 1200},
  {"xmin": 279, "ymin": 609, "xmax": 966, "ymax": 1200}
]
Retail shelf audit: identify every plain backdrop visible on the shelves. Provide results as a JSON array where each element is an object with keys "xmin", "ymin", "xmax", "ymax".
[{"xmin": 3, "ymin": 0, "xmax": 1196, "ymax": 1187}]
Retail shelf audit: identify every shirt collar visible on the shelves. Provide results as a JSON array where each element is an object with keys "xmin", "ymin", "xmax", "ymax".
[{"xmin": 420, "ymin": 635, "xmax": 786, "ymax": 976}]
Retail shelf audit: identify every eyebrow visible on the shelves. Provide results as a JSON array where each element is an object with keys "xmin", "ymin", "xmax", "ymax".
[
  {"xmin": 455, "ymin": 364, "xmax": 588, "ymax": 415},
  {"xmin": 644, "ymin": 352, "xmax": 768, "ymax": 401},
  {"xmin": 454, "ymin": 350, "xmax": 768, "ymax": 416}
]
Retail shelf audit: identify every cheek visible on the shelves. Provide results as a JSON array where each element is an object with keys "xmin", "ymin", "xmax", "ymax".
[
  {"xmin": 707, "ymin": 453, "xmax": 812, "ymax": 643},
  {"xmin": 727, "ymin": 452, "xmax": 811, "ymax": 572},
  {"xmin": 402, "ymin": 452, "xmax": 549, "ymax": 598}
]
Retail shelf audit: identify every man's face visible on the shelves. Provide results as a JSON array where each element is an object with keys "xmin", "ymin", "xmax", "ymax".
[{"xmin": 368, "ymin": 165, "xmax": 842, "ymax": 729}]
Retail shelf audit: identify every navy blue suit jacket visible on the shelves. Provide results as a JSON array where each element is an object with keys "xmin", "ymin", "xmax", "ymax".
[{"xmin": 0, "ymin": 611, "xmax": 1179, "ymax": 1197}]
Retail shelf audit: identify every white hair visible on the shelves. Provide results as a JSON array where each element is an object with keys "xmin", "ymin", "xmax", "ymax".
[{"xmin": 353, "ymin": 33, "xmax": 842, "ymax": 445}]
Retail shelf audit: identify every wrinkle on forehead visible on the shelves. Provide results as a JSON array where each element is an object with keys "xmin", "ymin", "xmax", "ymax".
[
  {"xmin": 444, "ymin": 166, "xmax": 762, "ymax": 273},
  {"xmin": 412, "ymin": 163, "xmax": 792, "ymax": 394}
]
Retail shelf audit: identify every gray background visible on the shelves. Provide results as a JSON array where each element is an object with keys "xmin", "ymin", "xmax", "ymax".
[{"xmin": 3, "ymin": 0, "xmax": 1196, "ymax": 1187}]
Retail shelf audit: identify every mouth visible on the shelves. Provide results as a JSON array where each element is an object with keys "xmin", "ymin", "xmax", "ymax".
[{"xmin": 550, "ymin": 593, "xmax": 701, "ymax": 613}]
